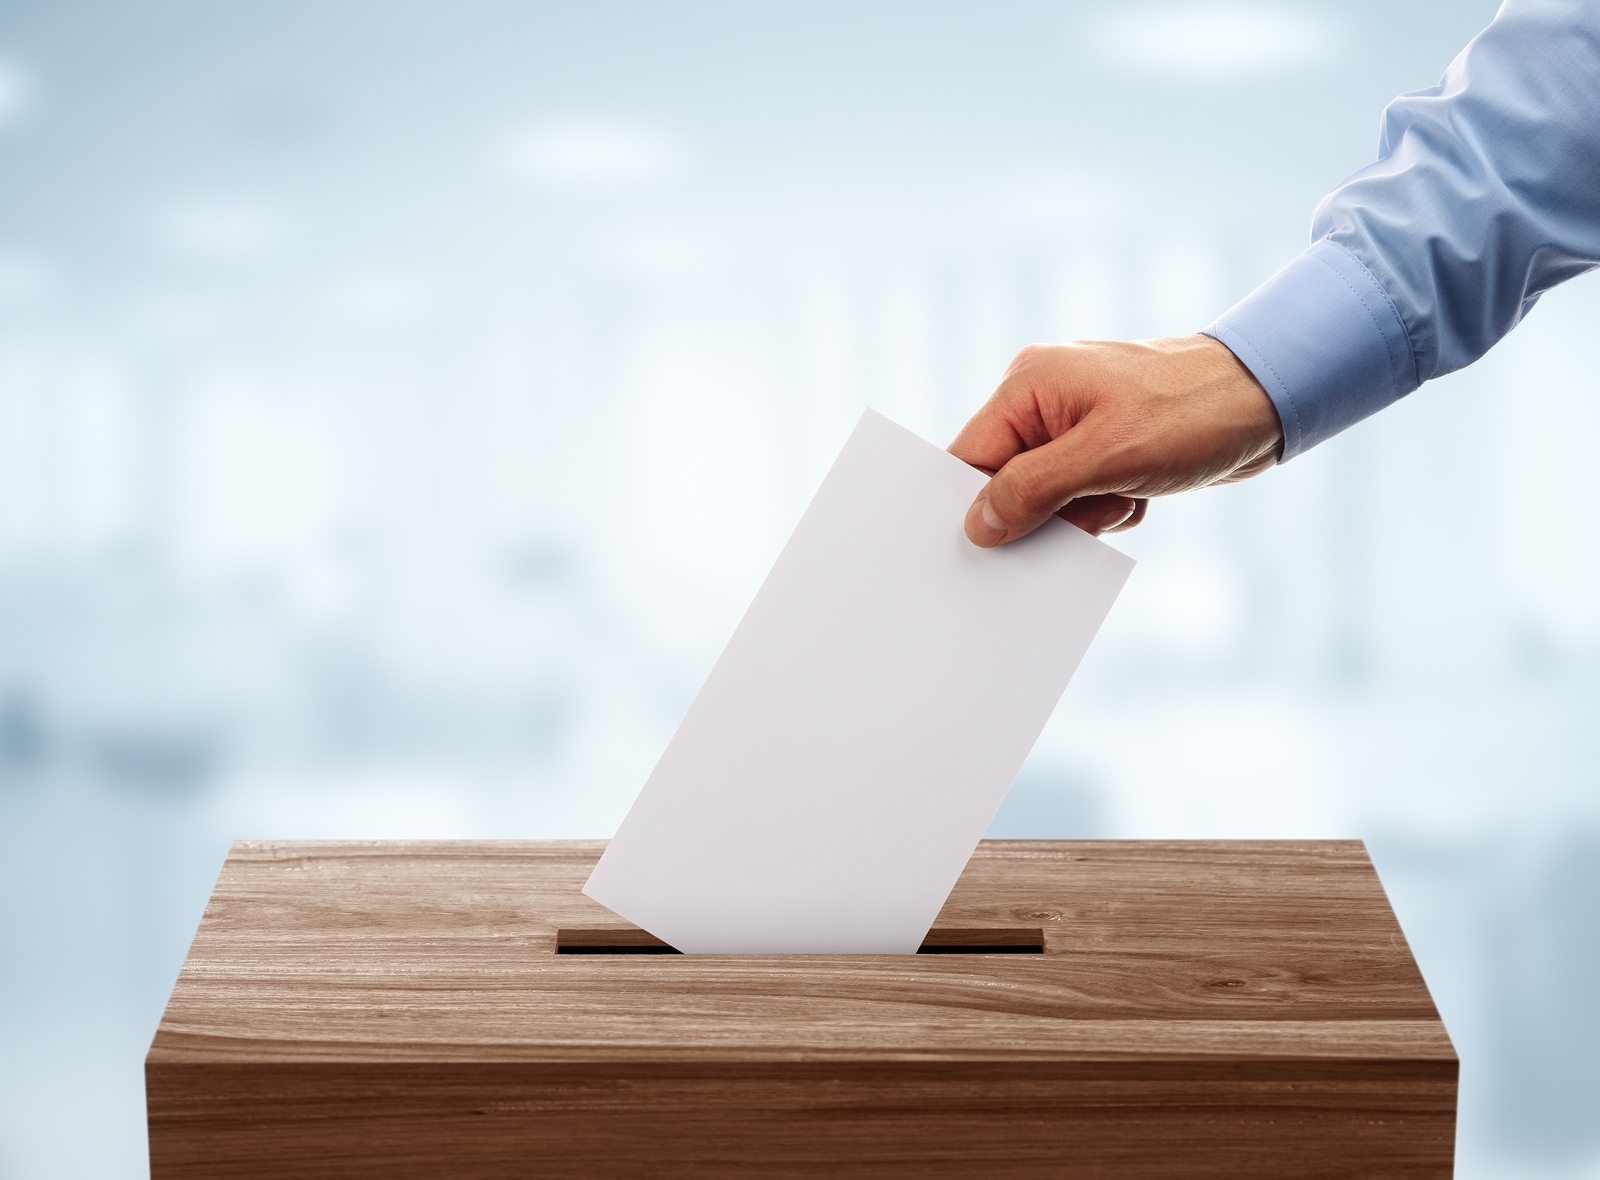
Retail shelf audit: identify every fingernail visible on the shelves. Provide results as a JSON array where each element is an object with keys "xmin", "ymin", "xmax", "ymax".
[
  {"xmin": 982, "ymin": 499, "xmax": 1006, "ymax": 534},
  {"xmin": 1097, "ymin": 501, "xmax": 1132, "ymax": 533},
  {"xmin": 966, "ymin": 496, "xmax": 1008, "ymax": 546}
]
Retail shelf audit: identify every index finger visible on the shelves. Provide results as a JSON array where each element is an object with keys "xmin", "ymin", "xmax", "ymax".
[{"xmin": 946, "ymin": 346, "xmax": 1070, "ymax": 472}]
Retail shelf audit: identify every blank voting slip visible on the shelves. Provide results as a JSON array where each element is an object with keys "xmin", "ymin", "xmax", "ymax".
[{"xmin": 583, "ymin": 410, "xmax": 1134, "ymax": 953}]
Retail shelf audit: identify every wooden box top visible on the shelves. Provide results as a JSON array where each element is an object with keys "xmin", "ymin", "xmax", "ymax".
[{"xmin": 148, "ymin": 839, "xmax": 1454, "ymax": 1071}]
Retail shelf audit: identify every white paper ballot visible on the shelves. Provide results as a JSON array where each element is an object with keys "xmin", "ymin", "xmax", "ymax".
[{"xmin": 583, "ymin": 409, "xmax": 1134, "ymax": 953}]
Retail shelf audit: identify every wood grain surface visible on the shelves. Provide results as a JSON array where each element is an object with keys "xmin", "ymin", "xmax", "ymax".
[{"xmin": 146, "ymin": 839, "xmax": 1457, "ymax": 1178}]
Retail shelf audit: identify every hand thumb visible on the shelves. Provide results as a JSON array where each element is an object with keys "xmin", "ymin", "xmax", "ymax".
[{"xmin": 962, "ymin": 433, "xmax": 1113, "ymax": 546}]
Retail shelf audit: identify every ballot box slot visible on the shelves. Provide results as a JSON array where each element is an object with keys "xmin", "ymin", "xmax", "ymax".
[
  {"xmin": 555, "ymin": 927, "xmax": 1046, "ymax": 954},
  {"xmin": 558, "ymin": 928, "xmax": 681, "ymax": 953},
  {"xmin": 916, "ymin": 927, "xmax": 1045, "ymax": 954}
]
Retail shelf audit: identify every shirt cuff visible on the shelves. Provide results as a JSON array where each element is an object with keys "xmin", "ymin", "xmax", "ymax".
[{"xmin": 1201, "ymin": 238, "xmax": 1418, "ymax": 460}]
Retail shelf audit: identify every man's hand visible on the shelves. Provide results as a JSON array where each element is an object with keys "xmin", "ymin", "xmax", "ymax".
[{"xmin": 948, "ymin": 335, "xmax": 1284, "ymax": 545}]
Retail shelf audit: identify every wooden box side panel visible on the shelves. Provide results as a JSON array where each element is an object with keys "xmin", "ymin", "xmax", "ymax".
[{"xmin": 148, "ymin": 1062, "xmax": 1457, "ymax": 1180}]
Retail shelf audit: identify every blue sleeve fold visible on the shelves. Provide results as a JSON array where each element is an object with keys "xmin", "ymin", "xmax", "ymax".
[{"xmin": 1204, "ymin": 0, "xmax": 1600, "ymax": 459}]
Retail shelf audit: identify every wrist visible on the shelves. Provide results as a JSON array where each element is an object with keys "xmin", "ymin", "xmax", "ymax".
[{"xmin": 1187, "ymin": 334, "xmax": 1286, "ymax": 466}]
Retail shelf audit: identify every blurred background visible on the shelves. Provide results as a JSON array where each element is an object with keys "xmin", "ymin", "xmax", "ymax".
[{"xmin": 2, "ymin": 0, "xmax": 1597, "ymax": 1175}]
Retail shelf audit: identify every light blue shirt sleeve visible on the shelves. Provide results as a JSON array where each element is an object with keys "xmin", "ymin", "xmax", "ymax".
[{"xmin": 1203, "ymin": 0, "xmax": 1600, "ymax": 460}]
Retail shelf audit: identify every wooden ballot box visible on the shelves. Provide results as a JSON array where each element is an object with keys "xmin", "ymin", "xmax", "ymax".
[{"xmin": 146, "ymin": 840, "xmax": 1456, "ymax": 1178}]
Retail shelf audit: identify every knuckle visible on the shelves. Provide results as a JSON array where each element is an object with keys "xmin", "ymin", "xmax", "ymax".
[
  {"xmin": 998, "ymin": 463, "xmax": 1053, "ymax": 519},
  {"xmin": 1007, "ymin": 342, "xmax": 1053, "ymax": 374}
]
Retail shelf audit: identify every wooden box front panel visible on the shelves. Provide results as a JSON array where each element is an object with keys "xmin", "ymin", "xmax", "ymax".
[{"xmin": 146, "ymin": 840, "xmax": 1457, "ymax": 1178}]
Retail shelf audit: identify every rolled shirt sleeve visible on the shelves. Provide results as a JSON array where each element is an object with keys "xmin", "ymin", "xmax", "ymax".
[{"xmin": 1204, "ymin": 0, "xmax": 1600, "ymax": 460}]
